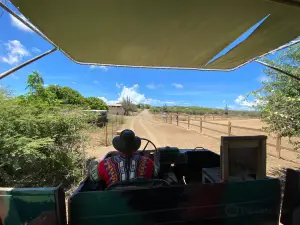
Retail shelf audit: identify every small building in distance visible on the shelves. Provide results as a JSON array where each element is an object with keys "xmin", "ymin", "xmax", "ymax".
[{"xmin": 108, "ymin": 103, "xmax": 124, "ymax": 115}]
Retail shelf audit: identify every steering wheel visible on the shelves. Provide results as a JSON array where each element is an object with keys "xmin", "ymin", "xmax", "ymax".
[
  {"xmin": 105, "ymin": 178, "xmax": 170, "ymax": 191},
  {"xmin": 193, "ymin": 147, "xmax": 204, "ymax": 150},
  {"xmin": 140, "ymin": 137, "xmax": 158, "ymax": 154}
]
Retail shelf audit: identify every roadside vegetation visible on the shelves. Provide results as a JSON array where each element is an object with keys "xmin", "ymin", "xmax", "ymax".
[
  {"xmin": 150, "ymin": 105, "xmax": 260, "ymax": 118},
  {"xmin": 120, "ymin": 96, "xmax": 137, "ymax": 116},
  {"xmin": 119, "ymin": 97, "xmax": 150, "ymax": 115},
  {"xmin": 0, "ymin": 72, "xmax": 108, "ymax": 189},
  {"xmin": 251, "ymin": 43, "xmax": 300, "ymax": 150}
]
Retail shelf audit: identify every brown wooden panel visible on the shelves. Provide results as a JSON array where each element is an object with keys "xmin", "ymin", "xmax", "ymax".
[{"xmin": 221, "ymin": 136, "xmax": 267, "ymax": 182}]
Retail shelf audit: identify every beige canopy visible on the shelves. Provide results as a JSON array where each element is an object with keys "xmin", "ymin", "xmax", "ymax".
[{"xmin": 10, "ymin": 0, "xmax": 300, "ymax": 70}]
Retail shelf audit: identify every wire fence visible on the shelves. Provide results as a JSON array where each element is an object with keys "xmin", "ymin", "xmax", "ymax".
[
  {"xmin": 156, "ymin": 113, "xmax": 300, "ymax": 164},
  {"xmin": 97, "ymin": 115, "xmax": 125, "ymax": 147}
]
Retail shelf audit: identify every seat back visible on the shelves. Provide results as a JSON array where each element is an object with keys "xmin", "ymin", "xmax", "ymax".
[
  {"xmin": 69, "ymin": 178, "xmax": 281, "ymax": 225},
  {"xmin": 0, "ymin": 185, "xmax": 66, "ymax": 225}
]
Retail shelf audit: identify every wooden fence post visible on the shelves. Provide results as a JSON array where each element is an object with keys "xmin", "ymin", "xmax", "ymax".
[
  {"xmin": 105, "ymin": 122, "xmax": 108, "ymax": 146},
  {"xmin": 228, "ymin": 121, "xmax": 231, "ymax": 136},
  {"xmin": 188, "ymin": 115, "xmax": 190, "ymax": 130},
  {"xmin": 111, "ymin": 120, "xmax": 114, "ymax": 139},
  {"xmin": 276, "ymin": 133, "xmax": 281, "ymax": 159},
  {"xmin": 200, "ymin": 118, "xmax": 203, "ymax": 134},
  {"xmin": 177, "ymin": 115, "xmax": 179, "ymax": 126},
  {"xmin": 170, "ymin": 113, "xmax": 172, "ymax": 124}
]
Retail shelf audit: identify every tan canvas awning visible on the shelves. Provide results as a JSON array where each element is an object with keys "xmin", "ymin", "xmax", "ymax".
[{"xmin": 10, "ymin": 0, "xmax": 300, "ymax": 70}]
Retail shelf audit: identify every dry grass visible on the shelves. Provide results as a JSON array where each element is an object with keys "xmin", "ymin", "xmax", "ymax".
[
  {"xmin": 174, "ymin": 118, "xmax": 300, "ymax": 165},
  {"xmin": 151, "ymin": 115, "xmax": 300, "ymax": 175}
]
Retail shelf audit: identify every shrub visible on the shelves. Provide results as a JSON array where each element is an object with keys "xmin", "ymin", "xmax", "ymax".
[
  {"xmin": 0, "ymin": 92, "xmax": 93, "ymax": 189},
  {"xmin": 150, "ymin": 106, "xmax": 260, "ymax": 117}
]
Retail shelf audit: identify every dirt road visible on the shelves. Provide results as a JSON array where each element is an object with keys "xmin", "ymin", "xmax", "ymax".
[
  {"xmin": 131, "ymin": 110, "xmax": 224, "ymax": 151},
  {"xmin": 89, "ymin": 110, "xmax": 299, "ymax": 175}
]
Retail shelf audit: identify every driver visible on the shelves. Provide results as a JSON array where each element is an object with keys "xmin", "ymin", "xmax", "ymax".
[{"xmin": 88, "ymin": 129, "xmax": 157, "ymax": 187}]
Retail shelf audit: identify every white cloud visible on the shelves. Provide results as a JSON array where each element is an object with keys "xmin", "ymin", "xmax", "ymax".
[
  {"xmin": 99, "ymin": 66, "xmax": 108, "ymax": 71},
  {"xmin": 116, "ymin": 82, "xmax": 123, "ymax": 88},
  {"xmin": 93, "ymin": 80, "xmax": 99, "ymax": 84},
  {"xmin": 89, "ymin": 65, "xmax": 108, "ymax": 71},
  {"xmin": 117, "ymin": 84, "xmax": 147, "ymax": 104},
  {"xmin": 98, "ymin": 96, "xmax": 107, "ymax": 102},
  {"xmin": 99, "ymin": 84, "xmax": 175, "ymax": 106},
  {"xmin": 0, "ymin": 40, "xmax": 30, "ymax": 65},
  {"xmin": 167, "ymin": 90, "xmax": 213, "ymax": 96},
  {"xmin": 164, "ymin": 101, "xmax": 176, "ymax": 105},
  {"xmin": 235, "ymin": 95, "xmax": 251, "ymax": 106},
  {"xmin": 222, "ymin": 100, "xmax": 226, "ymax": 104},
  {"xmin": 257, "ymin": 74, "xmax": 270, "ymax": 83},
  {"xmin": 71, "ymin": 81, "xmax": 76, "ymax": 84},
  {"xmin": 98, "ymin": 97, "xmax": 118, "ymax": 104},
  {"xmin": 227, "ymin": 105, "xmax": 238, "ymax": 110},
  {"xmin": 11, "ymin": 74, "xmax": 19, "ymax": 79},
  {"xmin": 44, "ymin": 84, "xmax": 49, "ymax": 87},
  {"xmin": 31, "ymin": 47, "xmax": 41, "ymax": 53},
  {"xmin": 234, "ymin": 95, "xmax": 263, "ymax": 109},
  {"xmin": 9, "ymin": 14, "xmax": 34, "ymax": 33},
  {"xmin": 146, "ymin": 83, "xmax": 164, "ymax": 89},
  {"xmin": 146, "ymin": 84, "xmax": 156, "ymax": 89},
  {"xmin": 172, "ymin": 83, "xmax": 183, "ymax": 89}
]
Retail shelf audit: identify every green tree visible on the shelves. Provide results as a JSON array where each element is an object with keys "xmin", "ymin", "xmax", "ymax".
[
  {"xmin": 136, "ymin": 104, "xmax": 145, "ymax": 109},
  {"xmin": 145, "ymin": 104, "xmax": 151, "ymax": 109},
  {"xmin": 84, "ymin": 97, "xmax": 108, "ymax": 110},
  {"xmin": 120, "ymin": 96, "xmax": 136, "ymax": 115},
  {"xmin": 252, "ymin": 44, "xmax": 300, "ymax": 146},
  {"xmin": 47, "ymin": 85, "xmax": 85, "ymax": 105},
  {"xmin": 224, "ymin": 104, "xmax": 229, "ymax": 115},
  {"xmin": 162, "ymin": 104, "xmax": 168, "ymax": 112},
  {"xmin": 26, "ymin": 71, "xmax": 44, "ymax": 95},
  {"xmin": 24, "ymin": 71, "xmax": 57, "ymax": 104}
]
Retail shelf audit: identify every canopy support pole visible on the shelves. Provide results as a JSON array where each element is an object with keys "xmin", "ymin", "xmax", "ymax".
[
  {"xmin": 0, "ymin": 48, "xmax": 57, "ymax": 80},
  {"xmin": 255, "ymin": 60, "xmax": 300, "ymax": 82},
  {"xmin": 0, "ymin": 1, "xmax": 57, "ymax": 46},
  {"xmin": 0, "ymin": 1, "xmax": 59, "ymax": 79}
]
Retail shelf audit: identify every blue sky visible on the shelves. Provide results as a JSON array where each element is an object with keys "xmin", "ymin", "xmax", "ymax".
[{"xmin": 0, "ymin": 4, "xmax": 277, "ymax": 110}]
